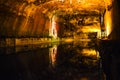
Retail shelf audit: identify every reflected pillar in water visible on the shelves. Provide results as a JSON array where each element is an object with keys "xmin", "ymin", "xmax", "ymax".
[
  {"xmin": 81, "ymin": 49, "xmax": 100, "ymax": 59},
  {"xmin": 49, "ymin": 45, "xmax": 57, "ymax": 67}
]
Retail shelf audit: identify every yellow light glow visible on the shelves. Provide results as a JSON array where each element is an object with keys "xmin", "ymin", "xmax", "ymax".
[
  {"xmin": 104, "ymin": 0, "xmax": 112, "ymax": 6},
  {"xmin": 104, "ymin": 0, "xmax": 113, "ymax": 36},
  {"xmin": 49, "ymin": 45, "xmax": 57, "ymax": 67},
  {"xmin": 81, "ymin": 26, "xmax": 101, "ymax": 38},
  {"xmin": 82, "ymin": 49, "xmax": 99, "ymax": 58},
  {"xmin": 51, "ymin": 16, "xmax": 58, "ymax": 38},
  {"xmin": 64, "ymin": 38, "xmax": 73, "ymax": 42},
  {"xmin": 104, "ymin": 10, "xmax": 112, "ymax": 36}
]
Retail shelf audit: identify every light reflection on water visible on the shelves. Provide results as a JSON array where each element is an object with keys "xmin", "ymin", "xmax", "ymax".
[
  {"xmin": 0, "ymin": 41, "xmax": 104, "ymax": 80},
  {"xmin": 49, "ymin": 45, "xmax": 57, "ymax": 67}
]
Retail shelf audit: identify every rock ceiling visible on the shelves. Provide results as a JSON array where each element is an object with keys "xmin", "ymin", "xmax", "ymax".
[
  {"xmin": 0, "ymin": 0, "xmax": 106, "ymax": 17},
  {"xmin": 40, "ymin": 0, "xmax": 106, "ymax": 18},
  {"xmin": 0, "ymin": 0, "xmax": 110, "ymax": 37},
  {"xmin": 41, "ymin": 0, "xmax": 106, "ymax": 13}
]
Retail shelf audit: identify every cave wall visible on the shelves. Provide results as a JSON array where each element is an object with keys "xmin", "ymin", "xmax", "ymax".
[
  {"xmin": 57, "ymin": 14, "xmax": 101, "ymax": 38},
  {"xmin": 0, "ymin": 0, "xmax": 105, "ymax": 38},
  {"xmin": 109, "ymin": 0, "xmax": 120, "ymax": 40},
  {"xmin": 0, "ymin": 0, "xmax": 50, "ymax": 37}
]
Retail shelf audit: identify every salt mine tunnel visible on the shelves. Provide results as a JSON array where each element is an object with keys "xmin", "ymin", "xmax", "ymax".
[
  {"xmin": 0, "ymin": 0, "xmax": 120, "ymax": 41},
  {"xmin": 0, "ymin": 0, "xmax": 111, "ymax": 38},
  {"xmin": 0, "ymin": 0, "xmax": 120, "ymax": 80},
  {"xmin": 0, "ymin": 0, "xmax": 119, "ymax": 40}
]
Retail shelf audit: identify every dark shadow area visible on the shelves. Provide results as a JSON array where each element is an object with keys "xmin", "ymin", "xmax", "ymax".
[
  {"xmin": 0, "ymin": 41, "xmax": 104, "ymax": 80},
  {"xmin": 99, "ymin": 40, "xmax": 120, "ymax": 80}
]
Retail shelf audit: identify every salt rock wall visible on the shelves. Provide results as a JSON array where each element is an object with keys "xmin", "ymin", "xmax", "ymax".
[
  {"xmin": 109, "ymin": 0, "xmax": 120, "ymax": 40},
  {"xmin": 0, "ymin": 0, "xmax": 50, "ymax": 37}
]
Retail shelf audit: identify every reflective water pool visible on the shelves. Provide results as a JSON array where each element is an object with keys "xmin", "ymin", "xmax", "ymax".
[{"xmin": 0, "ymin": 41, "xmax": 104, "ymax": 80}]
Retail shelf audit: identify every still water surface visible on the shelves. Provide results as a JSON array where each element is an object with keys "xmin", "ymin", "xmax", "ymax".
[{"xmin": 0, "ymin": 41, "xmax": 104, "ymax": 80}]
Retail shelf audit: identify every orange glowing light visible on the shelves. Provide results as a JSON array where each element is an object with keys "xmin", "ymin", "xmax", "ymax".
[
  {"xmin": 49, "ymin": 45, "xmax": 57, "ymax": 67},
  {"xmin": 104, "ymin": 0, "xmax": 113, "ymax": 36},
  {"xmin": 104, "ymin": 8, "xmax": 112, "ymax": 36},
  {"xmin": 81, "ymin": 26, "xmax": 101, "ymax": 38},
  {"xmin": 51, "ymin": 16, "xmax": 58, "ymax": 38},
  {"xmin": 82, "ymin": 49, "xmax": 99, "ymax": 58}
]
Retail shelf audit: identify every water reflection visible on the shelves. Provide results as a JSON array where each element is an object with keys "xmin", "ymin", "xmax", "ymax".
[
  {"xmin": 0, "ymin": 41, "xmax": 104, "ymax": 80},
  {"xmin": 82, "ymin": 49, "xmax": 99, "ymax": 59},
  {"xmin": 49, "ymin": 45, "xmax": 57, "ymax": 67}
]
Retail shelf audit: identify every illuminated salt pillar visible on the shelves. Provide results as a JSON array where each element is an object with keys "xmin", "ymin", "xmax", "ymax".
[
  {"xmin": 50, "ymin": 15, "xmax": 57, "ymax": 38},
  {"xmin": 104, "ymin": 10, "xmax": 112, "ymax": 36},
  {"xmin": 104, "ymin": 0, "xmax": 113, "ymax": 37}
]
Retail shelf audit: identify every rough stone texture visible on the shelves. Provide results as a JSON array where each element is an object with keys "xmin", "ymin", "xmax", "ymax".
[
  {"xmin": 108, "ymin": 0, "xmax": 120, "ymax": 40},
  {"xmin": 0, "ymin": 0, "xmax": 105, "ymax": 37},
  {"xmin": 0, "ymin": 0, "xmax": 50, "ymax": 37}
]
